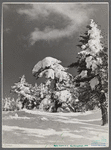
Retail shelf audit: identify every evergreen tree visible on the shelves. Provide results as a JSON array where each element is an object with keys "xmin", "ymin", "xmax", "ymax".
[
  {"xmin": 69, "ymin": 19, "xmax": 108, "ymax": 125},
  {"xmin": 32, "ymin": 57, "xmax": 72, "ymax": 89},
  {"xmin": 11, "ymin": 75, "xmax": 36, "ymax": 109},
  {"xmin": 32, "ymin": 57, "xmax": 75, "ymax": 112}
]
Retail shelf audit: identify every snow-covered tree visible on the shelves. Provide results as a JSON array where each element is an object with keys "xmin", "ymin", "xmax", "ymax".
[
  {"xmin": 11, "ymin": 75, "xmax": 36, "ymax": 109},
  {"xmin": 2, "ymin": 97, "xmax": 21, "ymax": 111},
  {"xmin": 69, "ymin": 19, "xmax": 108, "ymax": 125},
  {"xmin": 32, "ymin": 57, "xmax": 75, "ymax": 112},
  {"xmin": 32, "ymin": 57, "xmax": 72, "ymax": 88}
]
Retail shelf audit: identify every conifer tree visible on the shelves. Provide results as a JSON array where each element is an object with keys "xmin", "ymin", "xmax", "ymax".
[
  {"xmin": 11, "ymin": 75, "xmax": 35, "ymax": 109},
  {"xmin": 69, "ymin": 19, "xmax": 108, "ymax": 125},
  {"xmin": 32, "ymin": 57, "xmax": 75, "ymax": 112}
]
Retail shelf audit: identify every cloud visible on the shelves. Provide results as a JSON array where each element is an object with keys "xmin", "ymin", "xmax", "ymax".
[
  {"xmin": 30, "ymin": 25, "xmax": 75, "ymax": 45},
  {"xmin": 17, "ymin": 4, "xmax": 50, "ymax": 19},
  {"xmin": 17, "ymin": 4, "xmax": 95, "ymax": 45}
]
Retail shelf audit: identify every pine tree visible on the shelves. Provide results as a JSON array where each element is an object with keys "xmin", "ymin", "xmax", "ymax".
[
  {"xmin": 11, "ymin": 75, "xmax": 35, "ymax": 109},
  {"xmin": 32, "ymin": 57, "xmax": 74, "ymax": 112},
  {"xmin": 69, "ymin": 19, "xmax": 108, "ymax": 125},
  {"xmin": 32, "ymin": 57, "xmax": 72, "ymax": 89}
]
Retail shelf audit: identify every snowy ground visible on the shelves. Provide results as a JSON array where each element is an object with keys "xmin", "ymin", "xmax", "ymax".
[{"xmin": 2, "ymin": 109, "xmax": 109, "ymax": 148}]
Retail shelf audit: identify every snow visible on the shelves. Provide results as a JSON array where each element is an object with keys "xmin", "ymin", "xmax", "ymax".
[
  {"xmin": 85, "ymin": 56, "xmax": 93, "ymax": 69},
  {"xmin": 89, "ymin": 77, "xmax": 99, "ymax": 90},
  {"xmin": 38, "ymin": 69, "xmax": 55, "ymax": 79},
  {"xmin": 79, "ymin": 70, "xmax": 87, "ymax": 78},
  {"xmin": 42, "ymin": 57, "xmax": 61, "ymax": 68},
  {"xmin": 2, "ymin": 109, "xmax": 109, "ymax": 148},
  {"xmin": 32, "ymin": 56, "xmax": 70, "ymax": 83},
  {"xmin": 32, "ymin": 57, "xmax": 61, "ymax": 74},
  {"xmin": 54, "ymin": 90, "xmax": 72, "ymax": 103}
]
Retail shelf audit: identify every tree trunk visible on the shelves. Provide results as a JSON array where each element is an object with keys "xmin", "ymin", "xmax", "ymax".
[
  {"xmin": 99, "ymin": 91, "xmax": 108, "ymax": 126},
  {"xmin": 101, "ymin": 104, "xmax": 108, "ymax": 126},
  {"xmin": 54, "ymin": 78, "xmax": 58, "ymax": 90}
]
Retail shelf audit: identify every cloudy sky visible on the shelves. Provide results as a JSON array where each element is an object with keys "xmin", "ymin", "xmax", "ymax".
[{"xmin": 2, "ymin": 3, "xmax": 108, "ymax": 98}]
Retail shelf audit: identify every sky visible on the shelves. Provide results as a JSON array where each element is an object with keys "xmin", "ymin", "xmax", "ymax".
[{"xmin": 2, "ymin": 3, "xmax": 108, "ymax": 98}]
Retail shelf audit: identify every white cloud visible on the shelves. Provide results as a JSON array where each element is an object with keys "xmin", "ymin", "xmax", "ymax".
[
  {"xmin": 17, "ymin": 4, "xmax": 50, "ymax": 19},
  {"xmin": 17, "ymin": 4, "xmax": 95, "ymax": 45}
]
